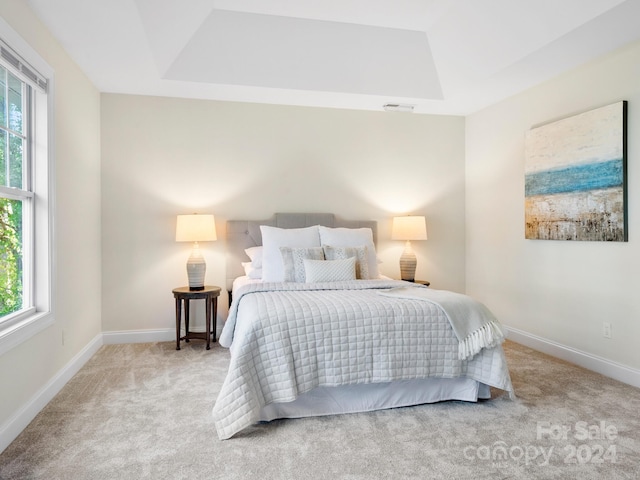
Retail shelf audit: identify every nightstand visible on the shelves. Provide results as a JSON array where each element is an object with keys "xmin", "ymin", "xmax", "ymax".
[
  {"xmin": 172, "ymin": 286, "xmax": 221, "ymax": 350},
  {"xmin": 408, "ymin": 280, "xmax": 430, "ymax": 287}
]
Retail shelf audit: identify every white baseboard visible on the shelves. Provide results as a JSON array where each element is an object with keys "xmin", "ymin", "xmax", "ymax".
[
  {"xmin": 102, "ymin": 328, "xmax": 175, "ymax": 344},
  {"xmin": 102, "ymin": 327, "xmax": 222, "ymax": 345},
  {"xmin": 505, "ymin": 326, "xmax": 640, "ymax": 389},
  {"xmin": 0, "ymin": 333, "xmax": 104, "ymax": 453}
]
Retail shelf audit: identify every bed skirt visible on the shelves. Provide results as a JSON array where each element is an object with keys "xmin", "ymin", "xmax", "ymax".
[{"xmin": 259, "ymin": 377, "xmax": 490, "ymax": 422}]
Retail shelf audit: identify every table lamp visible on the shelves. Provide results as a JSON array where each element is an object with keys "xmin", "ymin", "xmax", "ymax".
[
  {"xmin": 392, "ymin": 215, "xmax": 427, "ymax": 282},
  {"xmin": 175, "ymin": 214, "xmax": 217, "ymax": 290}
]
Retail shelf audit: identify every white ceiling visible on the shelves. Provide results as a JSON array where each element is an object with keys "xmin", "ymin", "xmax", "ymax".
[{"xmin": 26, "ymin": 0, "xmax": 640, "ymax": 115}]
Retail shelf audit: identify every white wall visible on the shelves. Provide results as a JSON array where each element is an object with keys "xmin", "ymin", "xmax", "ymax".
[
  {"xmin": 101, "ymin": 95, "xmax": 466, "ymax": 334},
  {"xmin": 466, "ymin": 40, "xmax": 640, "ymax": 373},
  {"xmin": 0, "ymin": 1, "xmax": 101, "ymax": 439}
]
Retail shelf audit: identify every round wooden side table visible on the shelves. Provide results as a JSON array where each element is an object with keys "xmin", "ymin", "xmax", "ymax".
[{"xmin": 172, "ymin": 286, "xmax": 221, "ymax": 350}]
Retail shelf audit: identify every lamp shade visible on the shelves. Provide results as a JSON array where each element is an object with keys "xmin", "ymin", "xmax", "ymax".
[
  {"xmin": 392, "ymin": 216, "xmax": 428, "ymax": 241},
  {"xmin": 175, "ymin": 214, "xmax": 217, "ymax": 242}
]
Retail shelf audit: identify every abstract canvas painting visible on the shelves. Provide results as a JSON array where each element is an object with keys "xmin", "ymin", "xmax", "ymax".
[{"xmin": 525, "ymin": 101, "xmax": 627, "ymax": 241}]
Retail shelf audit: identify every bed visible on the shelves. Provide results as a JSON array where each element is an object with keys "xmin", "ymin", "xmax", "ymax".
[{"xmin": 212, "ymin": 213, "xmax": 514, "ymax": 440}]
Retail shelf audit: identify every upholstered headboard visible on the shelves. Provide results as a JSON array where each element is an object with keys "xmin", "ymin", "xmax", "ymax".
[{"xmin": 226, "ymin": 213, "xmax": 377, "ymax": 290}]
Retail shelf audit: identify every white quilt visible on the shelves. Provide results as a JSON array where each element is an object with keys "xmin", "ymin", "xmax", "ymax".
[{"xmin": 213, "ymin": 280, "xmax": 514, "ymax": 439}]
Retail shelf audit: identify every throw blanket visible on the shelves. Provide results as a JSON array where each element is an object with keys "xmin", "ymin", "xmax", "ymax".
[{"xmin": 378, "ymin": 287, "xmax": 505, "ymax": 360}]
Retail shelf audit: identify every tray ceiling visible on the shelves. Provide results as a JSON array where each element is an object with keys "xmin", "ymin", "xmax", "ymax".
[{"xmin": 26, "ymin": 0, "xmax": 640, "ymax": 114}]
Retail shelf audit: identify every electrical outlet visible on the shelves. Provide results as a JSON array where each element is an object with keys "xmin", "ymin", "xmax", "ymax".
[{"xmin": 602, "ymin": 322, "xmax": 612, "ymax": 339}]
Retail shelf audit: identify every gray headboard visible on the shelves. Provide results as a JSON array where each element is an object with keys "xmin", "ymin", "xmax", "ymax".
[{"xmin": 226, "ymin": 213, "xmax": 377, "ymax": 290}]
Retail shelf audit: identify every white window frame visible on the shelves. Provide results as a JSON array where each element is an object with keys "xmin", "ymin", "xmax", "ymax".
[{"xmin": 0, "ymin": 17, "xmax": 55, "ymax": 356}]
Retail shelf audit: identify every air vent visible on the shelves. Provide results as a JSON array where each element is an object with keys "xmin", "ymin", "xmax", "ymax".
[{"xmin": 383, "ymin": 104, "xmax": 415, "ymax": 113}]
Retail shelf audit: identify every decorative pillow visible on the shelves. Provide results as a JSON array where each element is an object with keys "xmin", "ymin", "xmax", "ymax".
[
  {"xmin": 323, "ymin": 245, "xmax": 370, "ymax": 279},
  {"xmin": 304, "ymin": 257, "xmax": 356, "ymax": 283},
  {"xmin": 318, "ymin": 226, "xmax": 379, "ymax": 278},
  {"xmin": 260, "ymin": 225, "xmax": 321, "ymax": 282},
  {"xmin": 249, "ymin": 269, "xmax": 262, "ymax": 280},
  {"xmin": 280, "ymin": 247, "xmax": 325, "ymax": 282},
  {"xmin": 241, "ymin": 262, "xmax": 262, "ymax": 279},
  {"xmin": 244, "ymin": 246, "xmax": 263, "ymax": 269}
]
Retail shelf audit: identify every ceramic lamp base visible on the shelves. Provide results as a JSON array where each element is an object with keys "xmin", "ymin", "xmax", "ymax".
[
  {"xmin": 399, "ymin": 241, "xmax": 417, "ymax": 282},
  {"xmin": 186, "ymin": 243, "xmax": 206, "ymax": 290}
]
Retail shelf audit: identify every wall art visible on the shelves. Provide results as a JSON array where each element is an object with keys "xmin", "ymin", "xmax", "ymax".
[{"xmin": 524, "ymin": 101, "xmax": 627, "ymax": 241}]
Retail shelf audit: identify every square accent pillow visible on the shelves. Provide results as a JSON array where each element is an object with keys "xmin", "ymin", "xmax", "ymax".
[
  {"xmin": 260, "ymin": 225, "xmax": 321, "ymax": 282},
  {"xmin": 323, "ymin": 245, "xmax": 370, "ymax": 279},
  {"xmin": 304, "ymin": 257, "xmax": 356, "ymax": 283},
  {"xmin": 280, "ymin": 247, "xmax": 325, "ymax": 282},
  {"xmin": 318, "ymin": 226, "xmax": 379, "ymax": 278}
]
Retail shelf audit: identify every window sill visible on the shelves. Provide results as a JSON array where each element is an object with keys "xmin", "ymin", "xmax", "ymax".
[{"xmin": 0, "ymin": 310, "xmax": 55, "ymax": 356}]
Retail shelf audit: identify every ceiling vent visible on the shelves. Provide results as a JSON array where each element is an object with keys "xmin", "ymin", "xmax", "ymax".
[{"xmin": 383, "ymin": 103, "xmax": 415, "ymax": 113}]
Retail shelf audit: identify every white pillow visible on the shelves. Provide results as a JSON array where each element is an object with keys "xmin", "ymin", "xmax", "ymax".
[
  {"xmin": 280, "ymin": 247, "xmax": 325, "ymax": 282},
  {"xmin": 323, "ymin": 245, "xmax": 370, "ymax": 279},
  {"xmin": 241, "ymin": 261, "xmax": 252, "ymax": 275},
  {"xmin": 318, "ymin": 226, "xmax": 379, "ymax": 278},
  {"xmin": 304, "ymin": 257, "xmax": 356, "ymax": 283},
  {"xmin": 244, "ymin": 246, "xmax": 263, "ymax": 268},
  {"xmin": 260, "ymin": 225, "xmax": 321, "ymax": 282},
  {"xmin": 241, "ymin": 262, "xmax": 262, "ymax": 279}
]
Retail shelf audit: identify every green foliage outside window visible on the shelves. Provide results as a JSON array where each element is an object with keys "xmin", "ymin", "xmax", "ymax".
[
  {"xmin": 0, "ymin": 65, "xmax": 24, "ymax": 318},
  {"xmin": 0, "ymin": 197, "xmax": 22, "ymax": 316}
]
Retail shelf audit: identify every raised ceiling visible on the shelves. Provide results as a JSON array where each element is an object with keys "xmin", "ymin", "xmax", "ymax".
[{"xmin": 26, "ymin": 0, "xmax": 640, "ymax": 114}]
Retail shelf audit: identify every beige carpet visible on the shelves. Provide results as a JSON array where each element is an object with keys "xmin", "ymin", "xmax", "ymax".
[{"xmin": 0, "ymin": 340, "xmax": 638, "ymax": 480}]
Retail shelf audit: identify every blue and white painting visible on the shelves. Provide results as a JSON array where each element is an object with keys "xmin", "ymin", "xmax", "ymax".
[{"xmin": 525, "ymin": 101, "xmax": 627, "ymax": 241}]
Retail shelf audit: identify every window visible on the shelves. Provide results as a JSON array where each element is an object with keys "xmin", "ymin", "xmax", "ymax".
[
  {"xmin": 0, "ymin": 20, "xmax": 54, "ymax": 355},
  {"xmin": 1, "ymin": 65, "xmax": 30, "ymax": 319}
]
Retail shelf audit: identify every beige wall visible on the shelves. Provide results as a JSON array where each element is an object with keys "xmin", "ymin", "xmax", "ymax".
[
  {"xmin": 465, "ymin": 40, "xmax": 640, "ymax": 371},
  {"xmin": 0, "ymin": 2, "xmax": 102, "ymax": 430},
  {"xmin": 101, "ymin": 95, "xmax": 466, "ymax": 332}
]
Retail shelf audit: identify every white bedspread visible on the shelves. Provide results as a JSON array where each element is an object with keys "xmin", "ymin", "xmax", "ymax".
[{"xmin": 213, "ymin": 280, "xmax": 513, "ymax": 439}]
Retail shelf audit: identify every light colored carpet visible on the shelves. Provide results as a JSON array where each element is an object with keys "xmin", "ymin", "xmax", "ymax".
[{"xmin": 0, "ymin": 340, "xmax": 638, "ymax": 479}]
